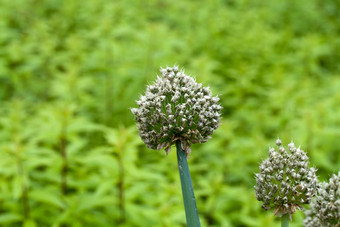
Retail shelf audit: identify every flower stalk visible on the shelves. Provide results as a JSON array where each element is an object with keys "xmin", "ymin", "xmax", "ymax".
[
  {"xmin": 281, "ymin": 214, "xmax": 289, "ymax": 227},
  {"xmin": 176, "ymin": 140, "xmax": 200, "ymax": 227}
]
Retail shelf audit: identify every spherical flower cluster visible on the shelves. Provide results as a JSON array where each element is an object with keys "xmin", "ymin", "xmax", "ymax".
[
  {"xmin": 255, "ymin": 139, "xmax": 318, "ymax": 218},
  {"xmin": 304, "ymin": 209, "xmax": 322, "ymax": 227},
  {"xmin": 305, "ymin": 172, "xmax": 340, "ymax": 227},
  {"xmin": 131, "ymin": 66, "xmax": 222, "ymax": 155}
]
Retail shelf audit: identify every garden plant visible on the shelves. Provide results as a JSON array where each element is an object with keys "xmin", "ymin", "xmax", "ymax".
[
  {"xmin": 131, "ymin": 66, "xmax": 221, "ymax": 226},
  {"xmin": 255, "ymin": 139, "xmax": 319, "ymax": 227},
  {"xmin": 0, "ymin": 0, "xmax": 340, "ymax": 226}
]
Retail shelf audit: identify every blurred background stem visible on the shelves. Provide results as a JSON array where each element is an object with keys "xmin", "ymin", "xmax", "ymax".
[
  {"xmin": 117, "ymin": 139, "xmax": 125, "ymax": 224},
  {"xmin": 60, "ymin": 119, "xmax": 68, "ymax": 195},
  {"xmin": 17, "ymin": 154, "xmax": 30, "ymax": 220},
  {"xmin": 176, "ymin": 140, "xmax": 201, "ymax": 227}
]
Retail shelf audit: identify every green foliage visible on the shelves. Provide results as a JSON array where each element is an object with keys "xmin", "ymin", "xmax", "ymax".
[{"xmin": 0, "ymin": 0, "xmax": 340, "ymax": 226}]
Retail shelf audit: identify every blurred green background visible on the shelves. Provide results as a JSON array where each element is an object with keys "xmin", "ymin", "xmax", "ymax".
[{"xmin": 1, "ymin": 0, "xmax": 340, "ymax": 226}]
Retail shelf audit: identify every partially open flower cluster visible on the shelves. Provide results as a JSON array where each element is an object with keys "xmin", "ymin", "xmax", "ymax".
[
  {"xmin": 255, "ymin": 139, "xmax": 318, "ymax": 218},
  {"xmin": 305, "ymin": 172, "xmax": 340, "ymax": 227},
  {"xmin": 131, "ymin": 66, "xmax": 221, "ymax": 155}
]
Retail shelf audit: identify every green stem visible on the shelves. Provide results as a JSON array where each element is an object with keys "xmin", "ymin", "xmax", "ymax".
[
  {"xmin": 281, "ymin": 214, "xmax": 289, "ymax": 227},
  {"xmin": 176, "ymin": 140, "xmax": 201, "ymax": 227}
]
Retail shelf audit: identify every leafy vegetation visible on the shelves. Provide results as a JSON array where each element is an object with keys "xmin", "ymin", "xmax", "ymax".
[{"xmin": 0, "ymin": 0, "xmax": 340, "ymax": 226}]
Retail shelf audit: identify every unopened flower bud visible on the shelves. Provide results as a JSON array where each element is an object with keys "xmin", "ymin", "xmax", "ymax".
[{"xmin": 276, "ymin": 138, "xmax": 282, "ymax": 146}]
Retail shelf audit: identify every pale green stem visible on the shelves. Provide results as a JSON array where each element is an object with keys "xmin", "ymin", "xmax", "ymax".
[
  {"xmin": 281, "ymin": 214, "xmax": 289, "ymax": 227},
  {"xmin": 176, "ymin": 140, "xmax": 201, "ymax": 227}
]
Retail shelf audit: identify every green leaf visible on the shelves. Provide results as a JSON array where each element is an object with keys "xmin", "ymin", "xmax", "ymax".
[
  {"xmin": 12, "ymin": 175, "xmax": 22, "ymax": 199},
  {"xmin": 0, "ymin": 213, "xmax": 22, "ymax": 223},
  {"xmin": 29, "ymin": 190, "xmax": 65, "ymax": 209},
  {"xmin": 105, "ymin": 129, "xmax": 118, "ymax": 146},
  {"xmin": 77, "ymin": 195, "xmax": 113, "ymax": 211},
  {"xmin": 23, "ymin": 219, "xmax": 37, "ymax": 227}
]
